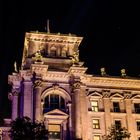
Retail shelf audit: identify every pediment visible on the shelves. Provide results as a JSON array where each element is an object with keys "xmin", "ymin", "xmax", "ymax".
[
  {"xmin": 45, "ymin": 109, "xmax": 68, "ymax": 116},
  {"xmin": 132, "ymin": 94, "xmax": 140, "ymax": 100},
  {"xmin": 88, "ymin": 91, "xmax": 103, "ymax": 98},
  {"xmin": 110, "ymin": 93, "xmax": 124, "ymax": 99}
]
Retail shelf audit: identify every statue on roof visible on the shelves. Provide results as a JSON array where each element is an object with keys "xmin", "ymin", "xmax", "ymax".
[
  {"xmin": 14, "ymin": 61, "xmax": 18, "ymax": 72},
  {"xmin": 70, "ymin": 50, "xmax": 79, "ymax": 65},
  {"xmin": 121, "ymin": 69, "xmax": 127, "ymax": 77},
  {"xmin": 35, "ymin": 49, "xmax": 42, "ymax": 62},
  {"xmin": 100, "ymin": 67, "xmax": 106, "ymax": 76}
]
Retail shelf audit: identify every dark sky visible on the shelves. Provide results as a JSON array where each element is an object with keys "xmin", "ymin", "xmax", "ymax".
[{"xmin": 0, "ymin": 0, "xmax": 140, "ymax": 122}]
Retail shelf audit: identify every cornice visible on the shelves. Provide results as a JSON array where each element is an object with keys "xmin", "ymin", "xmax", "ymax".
[
  {"xmin": 81, "ymin": 76, "xmax": 140, "ymax": 90},
  {"xmin": 25, "ymin": 32, "xmax": 83, "ymax": 46}
]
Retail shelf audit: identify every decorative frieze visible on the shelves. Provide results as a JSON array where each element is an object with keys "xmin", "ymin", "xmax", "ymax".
[
  {"xmin": 42, "ymin": 72, "xmax": 69, "ymax": 82},
  {"xmin": 68, "ymin": 66, "xmax": 87, "ymax": 76},
  {"xmin": 31, "ymin": 64, "xmax": 48, "ymax": 77}
]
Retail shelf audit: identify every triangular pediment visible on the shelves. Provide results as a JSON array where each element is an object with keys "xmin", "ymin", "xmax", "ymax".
[
  {"xmin": 132, "ymin": 94, "xmax": 140, "ymax": 100},
  {"xmin": 44, "ymin": 109, "xmax": 68, "ymax": 116},
  {"xmin": 88, "ymin": 91, "xmax": 102, "ymax": 98},
  {"xmin": 110, "ymin": 93, "xmax": 124, "ymax": 99}
]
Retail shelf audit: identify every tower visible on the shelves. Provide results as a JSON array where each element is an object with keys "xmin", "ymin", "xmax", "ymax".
[{"xmin": 8, "ymin": 31, "xmax": 87, "ymax": 140}]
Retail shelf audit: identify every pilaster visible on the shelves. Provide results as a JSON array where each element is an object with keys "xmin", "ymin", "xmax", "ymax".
[
  {"xmin": 34, "ymin": 85, "xmax": 42, "ymax": 121},
  {"xmin": 62, "ymin": 121, "xmax": 67, "ymax": 140},
  {"xmin": 124, "ymin": 93, "xmax": 135, "ymax": 140},
  {"xmin": 67, "ymin": 103, "xmax": 73, "ymax": 140},
  {"xmin": 8, "ymin": 88, "xmax": 20, "ymax": 120},
  {"xmin": 71, "ymin": 76, "xmax": 82, "ymax": 139},
  {"xmin": 8, "ymin": 72, "xmax": 21, "ymax": 120},
  {"xmin": 102, "ymin": 90, "xmax": 111, "ymax": 133},
  {"xmin": 23, "ymin": 80, "xmax": 33, "ymax": 119}
]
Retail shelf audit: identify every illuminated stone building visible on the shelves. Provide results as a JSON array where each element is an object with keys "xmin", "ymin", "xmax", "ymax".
[{"xmin": 1, "ymin": 31, "xmax": 140, "ymax": 140}]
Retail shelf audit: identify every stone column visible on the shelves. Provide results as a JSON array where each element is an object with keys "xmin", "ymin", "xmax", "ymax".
[
  {"xmin": 72, "ymin": 78, "xmax": 82, "ymax": 139},
  {"xmin": 103, "ymin": 90, "xmax": 111, "ymax": 133},
  {"xmin": 124, "ymin": 93, "xmax": 135, "ymax": 140},
  {"xmin": 11, "ymin": 90, "xmax": 19, "ymax": 120},
  {"xmin": 67, "ymin": 103, "xmax": 73, "ymax": 139},
  {"xmin": 23, "ymin": 81, "xmax": 33, "ymax": 119},
  {"xmin": 34, "ymin": 86, "xmax": 42, "ymax": 121},
  {"xmin": 63, "ymin": 121, "xmax": 67, "ymax": 140}
]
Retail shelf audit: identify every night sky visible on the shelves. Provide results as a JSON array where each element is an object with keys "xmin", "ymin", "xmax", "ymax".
[{"xmin": 0, "ymin": 0, "xmax": 140, "ymax": 123}]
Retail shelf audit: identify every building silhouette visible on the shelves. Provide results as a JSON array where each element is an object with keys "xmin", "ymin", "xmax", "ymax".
[{"xmin": 1, "ymin": 30, "xmax": 140, "ymax": 140}]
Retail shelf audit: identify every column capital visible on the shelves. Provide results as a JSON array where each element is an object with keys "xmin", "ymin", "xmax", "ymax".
[
  {"xmin": 70, "ymin": 78, "xmax": 81, "ymax": 92},
  {"xmin": 102, "ymin": 90, "xmax": 111, "ymax": 98},
  {"xmin": 8, "ymin": 90, "xmax": 19, "ymax": 101},
  {"xmin": 33, "ymin": 80, "xmax": 42, "ymax": 88},
  {"xmin": 124, "ymin": 92, "xmax": 132, "ymax": 99},
  {"xmin": 12, "ymin": 91, "xmax": 19, "ymax": 96}
]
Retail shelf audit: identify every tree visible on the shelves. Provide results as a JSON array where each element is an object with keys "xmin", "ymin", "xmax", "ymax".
[
  {"xmin": 103, "ymin": 125, "xmax": 131, "ymax": 140},
  {"xmin": 10, "ymin": 116, "xmax": 48, "ymax": 140}
]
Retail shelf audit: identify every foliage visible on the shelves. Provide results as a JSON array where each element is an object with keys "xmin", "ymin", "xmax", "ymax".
[
  {"xmin": 10, "ymin": 116, "xmax": 48, "ymax": 140},
  {"xmin": 103, "ymin": 125, "xmax": 131, "ymax": 140}
]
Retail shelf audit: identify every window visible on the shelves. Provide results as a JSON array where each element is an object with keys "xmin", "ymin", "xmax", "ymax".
[
  {"xmin": 93, "ymin": 135, "xmax": 100, "ymax": 140},
  {"xmin": 113, "ymin": 102, "xmax": 120, "ymax": 112},
  {"xmin": 115, "ymin": 120, "xmax": 121, "ymax": 129},
  {"xmin": 134, "ymin": 103, "xmax": 140, "ymax": 113},
  {"xmin": 44, "ymin": 94, "xmax": 66, "ymax": 113},
  {"xmin": 93, "ymin": 119, "xmax": 100, "ymax": 129},
  {"xmin": 137, "ymin": 121, "xmax": 140, "ymax": 131},
  {"xmin": 91, "ymin": 101, "xmax": 98, "ymax": 112}
]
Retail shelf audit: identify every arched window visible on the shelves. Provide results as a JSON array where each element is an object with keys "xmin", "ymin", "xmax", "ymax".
[{"xmin": 43, "ymin": 94, "xmax": 66, "ymax": 113}]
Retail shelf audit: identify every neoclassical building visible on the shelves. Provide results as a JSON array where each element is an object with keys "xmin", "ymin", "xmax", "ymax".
[{"xmin": 1, "ymin": 31, "xmax": 140, "ymax": 140}]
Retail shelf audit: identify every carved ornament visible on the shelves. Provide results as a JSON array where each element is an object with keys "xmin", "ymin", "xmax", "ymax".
[
  {"xmin": 33, "ymin": 80, "xmax": 42, "ymax": 88},
  {"xmin": 102, "ymin": 90, "xmax": 111, "ymax": 98},
  {"xmin": 124, "ymin": 92, "xmax": 132, "ymax": 99}
]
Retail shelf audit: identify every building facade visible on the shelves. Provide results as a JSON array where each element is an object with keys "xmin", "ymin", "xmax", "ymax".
[{"xmin": 1, "ymin": 31, "xmax": 140, "ymax": 140}]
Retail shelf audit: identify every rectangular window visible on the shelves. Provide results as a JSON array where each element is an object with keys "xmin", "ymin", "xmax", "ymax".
[
  {"xmin": 115, "ymin": 120, "xmax": 121, "ymax": 129},
  {"xmin": 137, "ymin": 121, "xmax": 140, "ymax": 131},
  {"xmin": 134, "ymin": 103, "xmax": 140, "ymax": 113},
  {"xmin": 91, "ymin": 101, "xmax": 98, "ymax": 112},
  {"xmin": 93, "ymin": 135, "xmax": 100, "ymax": 140},
  {"xmin": 113, "ymin": 102, "xmax": 120, "ymax": 112},
  {"xmin": 93, "ymin": 119, "xmax": 100, "ymax": 129}
]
